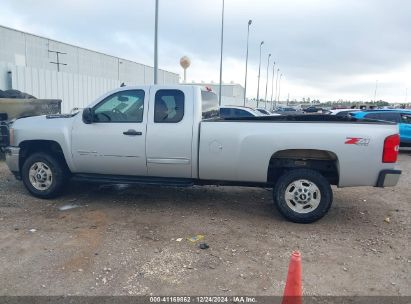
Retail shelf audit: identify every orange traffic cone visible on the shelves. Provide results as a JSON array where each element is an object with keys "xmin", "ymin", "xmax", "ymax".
[{"xmin": 282, "ymin": 251, "xmax": 302, "ymax": 304}]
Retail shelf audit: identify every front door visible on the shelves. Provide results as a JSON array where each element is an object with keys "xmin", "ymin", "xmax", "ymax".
[
  {"xmin": 71, "ymin": 89, "xmax": 148, "ymax": 176},
  {"xmin": 146, "ymin": 87, "xmax": 194, "ymax": 178}
]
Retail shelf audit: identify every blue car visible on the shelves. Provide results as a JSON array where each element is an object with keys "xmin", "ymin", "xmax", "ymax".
[{"xmin": 351, "ymin": 110, "xmax": 411, "ymax": 146}]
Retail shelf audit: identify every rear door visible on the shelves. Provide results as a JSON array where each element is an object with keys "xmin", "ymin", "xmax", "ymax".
[{"xmin": 145, "ymin": 86, "xmax": 194, "ymax": 178}]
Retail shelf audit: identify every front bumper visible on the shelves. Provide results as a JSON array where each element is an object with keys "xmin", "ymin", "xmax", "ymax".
[
  {"xmin": 4, "ymin": 146, "xmax": 20, "ymax": 176},
  {"xmin": 376, "ymin": 169, "xmax": 401, "ymax": 187}
]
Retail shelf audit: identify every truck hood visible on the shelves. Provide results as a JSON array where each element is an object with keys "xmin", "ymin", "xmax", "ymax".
[{"xmin": 11, "ymin": 114, "xmax": 78, "ymax": 146}]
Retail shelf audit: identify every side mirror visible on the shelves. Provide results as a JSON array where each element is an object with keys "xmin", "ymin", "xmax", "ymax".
[{"xmin": 82, "ymin": 108, "xmax": 94, "ymax": 124}]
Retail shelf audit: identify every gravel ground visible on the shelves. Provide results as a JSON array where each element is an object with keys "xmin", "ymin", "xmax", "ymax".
[{"xmin": 0, "ymin": 153, "xmax": 410, "ymax": 296}]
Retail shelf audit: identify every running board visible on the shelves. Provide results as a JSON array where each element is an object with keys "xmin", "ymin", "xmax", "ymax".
[{"xmin": 72, "ymin": 174, "xmax": 194, "ymax": 187}]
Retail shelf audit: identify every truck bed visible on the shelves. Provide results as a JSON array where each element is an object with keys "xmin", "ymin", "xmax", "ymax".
[{"xmin": 199, "ymin": 117, "xmax": 398, "ymax": 187}]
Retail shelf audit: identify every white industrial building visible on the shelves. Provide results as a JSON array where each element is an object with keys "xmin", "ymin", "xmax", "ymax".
[{"xmin": 0, "ymin": 25, "xmax": 179, "ymax": 112}]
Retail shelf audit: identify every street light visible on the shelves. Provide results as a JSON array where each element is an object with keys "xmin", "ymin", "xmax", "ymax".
[
  {"xmin": 256, "ymin": 41, "xmax": 264, "ymax": 108},
  {"xmin": 218, "ymin": 0, "xmax": 225, "ymax": 106},
  {"xmin": 243, "ymin": 19, "xmax": 252, "ymax": 106},
  {"xmin": 154, "ymin": 0, "xmax": 159, "ymax": 84},
  {"xmin": 277, "ymin": 73, "xmax": 283, "ymax": 103},
  {"xmin": 264, "ymin": 53, "xmax": 272, "ymax": 109},
  {"xmin": 274, "ymin": 68, "xmax": 280, "ymax": 107},
  {"xmin": 373, "ymin": 80, "xmax": 379, "ymax": 102},
  {"xmin": 270, "ymin": 61, "xmax": 276, "ymax": 111}
]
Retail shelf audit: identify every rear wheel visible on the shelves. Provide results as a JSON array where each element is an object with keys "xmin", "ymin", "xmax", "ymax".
[
  {"xmin": 22, "ymin": 152, "xmax": 68, "ymax": 199},
  {"xmin": 273, "ymin": 169, "xmax": 333, "ymax": 223}
]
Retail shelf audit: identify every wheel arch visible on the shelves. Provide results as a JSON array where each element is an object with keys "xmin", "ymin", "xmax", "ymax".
[
  {"xmin": 267, "ymin": 149, "xmax": 340, "ymax": 186},
  {"xmin": 18, "ymin": 140, "xmax": 71, "ymax": 174}
]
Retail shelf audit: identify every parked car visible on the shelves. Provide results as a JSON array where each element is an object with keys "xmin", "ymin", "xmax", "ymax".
[
  {"xmin": 328, "ymin": 109, "xmax": 361, "ymax": 117},
  {"xmin": 256, "ymin": 108, "xmax": 282, "ymax": 116},
  {"xmin": 274, "ymin": 107, "xmax": 301, "ymax": 115},
  {"xmin": 304, "ymin": 106, "xmax": 322, "ymax": 113},
  {"xmin": 219, "ymin": 106, "xmax": 262, "ymax": 118},
  {"xmin": 1, "ymin": 85, "xmax": 402, "ymax": 223},
  {"xmin": 255, "ymin": 108, "xmax": 271, "ymax": 115},
  {"xmin": 351, "ymin": 110, "xmax": 411, "ymax": 146}
]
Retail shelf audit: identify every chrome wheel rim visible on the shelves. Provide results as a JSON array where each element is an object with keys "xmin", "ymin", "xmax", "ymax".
[
  {"xmin": 29, "ymin": 162, "xmax": 53, "ymax": 191},
  {"xmin": 284, "ymin": 179, "xmax": 321, "ymax": 214}
]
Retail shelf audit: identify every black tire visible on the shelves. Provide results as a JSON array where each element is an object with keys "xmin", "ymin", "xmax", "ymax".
[
  {"xmin": 21, "ymin": 152, "xmax": 67, "ymax": 199},
  {"xmin": 273, "ymin": 169, "xmax": 333, "ymax": 223}
]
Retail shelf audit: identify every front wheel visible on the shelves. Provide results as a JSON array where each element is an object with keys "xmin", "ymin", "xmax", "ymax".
[
  {"xmin": 273, "ymin": 169, "xmax": 333, "ymax": 223},
  {"xmin": 21, "ymin": 152, "xmax": 68, "ymax": 199}
]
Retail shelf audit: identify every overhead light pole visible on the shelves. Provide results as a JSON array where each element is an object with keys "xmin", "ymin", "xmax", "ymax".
[
  {"xmin": 373, "ymin": 80, "xmax": 379, "ymax": 102},
  {"xmin": 274, "ymin": 68, "xmax": 280, "ymax": 107},
  {"xmin": 154, "ymin": 0, "xmax": 159, "ymax": 84},
  {"xmin": 243, "ymin": 19, "xmax": 252, "ymax": 106},
  {"xmin": 218, "ymin": 0, "xmax": 225, "ymax": 106},
  {"xmin": 256, "ymin": 41, "xmax": 264, "ymax": 108},
  {"xmin": 264, "ymin": 53, "xmax": 272, "ymax": 109},
  {"xmin": 270, "ymin": 61, "xmax": 276, "ymax": 111},
  {"xmin": 277, "ymin": 73, "xmax": 283, "ymax": 103}
]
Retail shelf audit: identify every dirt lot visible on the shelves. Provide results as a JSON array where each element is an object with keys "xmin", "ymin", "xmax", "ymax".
[{"xmin": 0, "ymin": 153, "xmax": 410, "ymax": 296}]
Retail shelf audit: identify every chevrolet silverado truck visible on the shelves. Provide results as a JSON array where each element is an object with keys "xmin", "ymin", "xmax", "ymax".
[{"xmin": 0, "ymin": 85, "xmax": 402, "ymax": 223}]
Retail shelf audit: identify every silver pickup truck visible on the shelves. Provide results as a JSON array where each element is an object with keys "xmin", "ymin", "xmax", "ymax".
[{"xmin": 1, "ymin": 85, "xmax": 402, "ymax": 223}]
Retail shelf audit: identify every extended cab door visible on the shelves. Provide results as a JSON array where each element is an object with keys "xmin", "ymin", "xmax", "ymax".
[
  {"xmin": 146, "ymin": 86, "xmax": 194, "ymax": 178},
  {"xmin": 71, "ymin": 89, "xmax": 148, "ymax": 175}
]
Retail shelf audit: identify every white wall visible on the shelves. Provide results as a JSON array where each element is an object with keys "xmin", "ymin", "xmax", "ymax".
[
  {"xmin": 0, "ymin": 62, "xmax": 120, "ymax": 112},
  {"xmin": 0, "ymin": 25, "xmax": 180, "ymax": 113}
]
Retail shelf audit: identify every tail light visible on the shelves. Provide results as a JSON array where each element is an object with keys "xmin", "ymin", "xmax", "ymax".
[{"xmin": 382, "ymin": 134, "xmax": 400, "ymax": 163}]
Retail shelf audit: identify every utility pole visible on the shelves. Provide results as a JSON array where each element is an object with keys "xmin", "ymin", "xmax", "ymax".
[
  {"xmin": 218, "ymin": 0, "xmax": 225, "ymax": 106},
  {"xmin": 256, "ymin": 41, "xmax": 264, "ymax": 107},
  {"xmin": 154, "ymin": 0, "xmax": 159, "ymax": 84},
  {"xmin": 264, "ymin": 53, "xmax": 271, "ymax": 109},
  {"xmin": 243, "ymin": 19, "xmax": 252, "ymax": 106},
  {"xmin": 48, "ymin": 50, "xmax": 67, "ymax": 72}
]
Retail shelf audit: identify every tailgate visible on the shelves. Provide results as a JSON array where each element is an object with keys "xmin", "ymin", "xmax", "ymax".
[{"xmin": 0, "ymin": 122, "xmax": 9, "ymax": 147}]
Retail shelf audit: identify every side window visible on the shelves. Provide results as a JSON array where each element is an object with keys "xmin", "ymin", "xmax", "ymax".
[
  {"xmin": 380, "ymin": 113, "xmax": 400, "ymax": 123},
  {"xmin": 401, "ymin": 114, "xmax": 411, "ymax": 124},
  {"xmin": 365, "ymin": 113, "xmax": 381, "ymax": 120},
  {"xmin": 93, "ymin": 90, "xmax": 145, "ymax": 123},
  {"xmin": 154, "ymin": 90, "xmax": 184, "ymax": 123}
]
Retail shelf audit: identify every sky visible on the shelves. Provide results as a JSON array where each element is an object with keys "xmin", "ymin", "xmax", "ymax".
[{"xmin": 1, "ymin": 0, "xmax": 410, "ymax": 102}]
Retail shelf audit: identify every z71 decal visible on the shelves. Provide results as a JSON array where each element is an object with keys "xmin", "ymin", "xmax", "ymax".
[{"xmin": 345, "ymin": 137, "xmax": 370, "ymax": 146}]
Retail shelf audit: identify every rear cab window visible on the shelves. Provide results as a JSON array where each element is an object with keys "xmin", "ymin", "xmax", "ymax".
[{"xmin": 154, "ymin": 90, "xmax": 184, "ymax": 123}]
